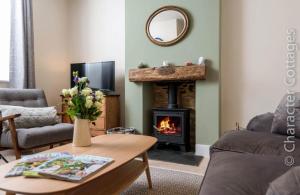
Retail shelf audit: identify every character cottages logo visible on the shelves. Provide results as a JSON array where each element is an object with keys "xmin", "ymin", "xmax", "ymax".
[{"xmin": 284, "ymin": 28, "xmax": 298, "ymax": 166}]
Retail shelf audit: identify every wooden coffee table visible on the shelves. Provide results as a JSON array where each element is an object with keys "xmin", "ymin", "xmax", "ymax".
[{"xmin": 0, "ymin": 134, "xmax": 157, "ymax": 195}]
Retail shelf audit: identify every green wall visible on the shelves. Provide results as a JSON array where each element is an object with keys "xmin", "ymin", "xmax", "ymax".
[{"xmin": 125, "ymin": 0, "xmax": 220, "ymax": 145}]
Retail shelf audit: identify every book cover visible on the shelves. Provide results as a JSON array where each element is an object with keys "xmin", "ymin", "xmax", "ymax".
[
  {"xmin": 5, "ymin": 152, "xmax": 71, "ymax": 177},
  {"xmin": 33, "ymin": 155, "xmax": 114, "ymax": 182}
]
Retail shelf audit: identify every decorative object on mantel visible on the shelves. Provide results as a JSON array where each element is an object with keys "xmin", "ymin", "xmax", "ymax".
[
  {"xmin": 157, "ymin": 64, "xmax": 176, "ymax": 75},
  {"xmin": 162, "ymin": 61, "xmax": 169, "ymax": 66},
  {"xmin": 129, "ymin": 64, "xmax": 206, "ymax": 82},
  {"xmin": 61, "ymin": 72, "xmax": 104, "ymax": 147},
  {"xmin": 184, "ymin": 61, "xmax": 193, "ymax": 66},
  {"xmin": 198, "ymin": 57, "xmax": 206, "ymax": 66},
  {"xmin": 138, "ymin": 62, "xmax": 149, "ymax": 69}
]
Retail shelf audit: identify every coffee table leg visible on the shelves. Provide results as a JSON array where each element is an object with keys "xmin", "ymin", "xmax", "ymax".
[{"xmin": 142, "ymin": 152, "xmax": 152, "ymax": 189}]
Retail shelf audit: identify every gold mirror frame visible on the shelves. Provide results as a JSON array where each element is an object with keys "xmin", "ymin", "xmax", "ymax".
[{"xmin": 146, "ymin": 6, "xmax": 190, "ymax": 47}]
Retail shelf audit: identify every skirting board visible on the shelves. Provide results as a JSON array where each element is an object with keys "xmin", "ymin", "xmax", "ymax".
[{"xmin": 195, "ymin": 144, "xmax": 210, "ymax": 157}]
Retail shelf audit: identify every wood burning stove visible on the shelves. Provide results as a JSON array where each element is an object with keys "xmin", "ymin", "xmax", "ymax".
[
  {"xmin": 152, "ymin": 83, "xmax": 190, "ymax": 152},
  {"xmin": 153, "ymin": 108, "xmax": 190, "ymax": 151}
]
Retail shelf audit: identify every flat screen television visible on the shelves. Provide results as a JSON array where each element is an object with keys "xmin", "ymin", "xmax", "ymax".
[{"xmin": 71, "ymin": 61, "xmax": 115, "ymax": 93}]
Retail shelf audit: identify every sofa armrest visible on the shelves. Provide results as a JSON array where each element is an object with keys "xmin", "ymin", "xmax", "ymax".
[
  {"xmin": 0, "ymin": 114, "xmax": 21, "ymax": 122},
  {"xmin": 57, "ymin": 112, "xmax": 73, "ymax": 124},
  {"xmin": 210, "ymin": 130, "xmax": 300, "ymax": 158},
  {"xmin": 0, "ymin": 114, "xmax": 22, "ymax": 159},
  {"xmin": 246, "ymin": 112, "xmax": 274, "ymax": 133}
]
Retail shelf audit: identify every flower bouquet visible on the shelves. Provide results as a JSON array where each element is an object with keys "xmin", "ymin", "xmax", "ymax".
[{"xmin": 62, "ymin": 72, "xmax": 104, "ymax": 146}]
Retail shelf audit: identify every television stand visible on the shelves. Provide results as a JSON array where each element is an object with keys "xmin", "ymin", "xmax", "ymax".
[
  {"xmin": 61, "ymin": 94, "xmax": 120, "ymax": 132},
  {"xmin": 100, "ymin": 90, "xmax": 119, "ymax": 96}
]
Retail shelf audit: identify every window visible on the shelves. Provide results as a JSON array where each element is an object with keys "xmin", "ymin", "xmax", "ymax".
[{"xmin": 0, "ymin": 0, "xmax": 11, "ymax": 81}]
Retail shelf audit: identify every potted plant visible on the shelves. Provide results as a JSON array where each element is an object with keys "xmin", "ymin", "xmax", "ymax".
[{"xmin": 61, "ymin": 72, "xmax": 104, "ymax": 147}]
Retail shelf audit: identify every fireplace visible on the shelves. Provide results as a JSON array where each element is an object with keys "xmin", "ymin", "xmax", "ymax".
[
  {"xmin": 153, "ymin": 108, "xmax": 190, "ymax": 151},
  {"xmin": 152, "ymin": 83, "xmax": 190, "ymax": 152},
  {"xmin": 129, "ymin": 65, "xmax": 203, "ymax": 153}
]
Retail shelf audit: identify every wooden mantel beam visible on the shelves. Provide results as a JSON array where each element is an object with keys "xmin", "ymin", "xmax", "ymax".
[{"xmin": 129, "ymin": 65, "xmax": 206, "ymax": 82}]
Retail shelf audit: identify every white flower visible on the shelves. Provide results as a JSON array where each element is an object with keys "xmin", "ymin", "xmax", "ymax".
[
  {"xmin": 79, "ymin": 77, "xmax": 88, "ymax": 83},
  {"xmin": 85, "ymin": 99, "xmax": 93, "ymax": 109},
  {"xmin": 81, "ymin": 88, "xmax": 92, "ymax": 96},
  {"xmin": 69, "ymin": 87, "xmax": 78, "ymax": 97},
  {"xmin": 95, "ymin": 90, "xmax": 104, "ymax": 100},
  {"xmin": 86, "ymin": 96, "xmax": 93, "ymax": 101},
  {"xmin": 94, "ymin": 101, "xmax": 103, "ymax": 109},
  {"xmin": 61, "ymin": 89, "xmax": 70, "ymax": 96}
]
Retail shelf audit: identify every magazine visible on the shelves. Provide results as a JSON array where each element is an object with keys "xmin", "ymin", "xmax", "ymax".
[
  {"xmin": 5, "ymin": 152, "xmax": 71, "ymax": 177},
  {"xmin": 33, "ymin": 155, "xmax": 114, "ymax": 182}
]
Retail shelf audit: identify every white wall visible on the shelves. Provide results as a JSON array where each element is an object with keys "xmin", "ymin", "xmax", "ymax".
[
  {"xmin": 33, "ymin": 0, "xmax": 70, "ymax": 108},
  {"xmin": 221, "ymin": 0, "xmax": 300, "ymax": 133},
  {"xmin": 68, "ymin": 0, "xmax": 125, "ymax": 124},
  {"xmin": 32, "ymin": 0, "xmax": 125, "ymax": 121}
]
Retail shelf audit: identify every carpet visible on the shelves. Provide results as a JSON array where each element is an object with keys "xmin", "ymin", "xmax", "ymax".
[
  {"xmin": 122, "ymin": 167, "xmax": 203, "ymax": 195},
  {"xmin": 148, "ymin": 149, "xmax": 203, "ymax": 166}
]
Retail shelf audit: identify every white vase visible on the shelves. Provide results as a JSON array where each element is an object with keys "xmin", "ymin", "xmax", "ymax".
[{"xmin": 73, "ymin": 118, "xmax": 91, "ymax": 147}]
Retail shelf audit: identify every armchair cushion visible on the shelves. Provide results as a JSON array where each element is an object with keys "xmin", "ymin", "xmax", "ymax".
[
  {"xmin": 266, "ymin": 166, "xmax": 300, "ymax": 195},
  {"xmin": 0, "ymin": 105, "xmax": 59, "ymax": 131},
  {"xmin": 0, "ymin": 123, "xmax": 73, "ymax": 149},
  {"xmin": 0, "ymin": 89, "xmax": 48, "ymax": 107},
  {"xmin": 271, "ymin": 92, "xmax": 300, "ymax": 138},
  {"xmin": 246, "ymin": 112, "xmax": 274, "ymax": 133}
]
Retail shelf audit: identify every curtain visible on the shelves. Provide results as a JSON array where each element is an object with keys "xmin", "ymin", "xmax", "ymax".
[{"xmin": 9, "ymin": 0, "xmax": 35, "ymax": 89}]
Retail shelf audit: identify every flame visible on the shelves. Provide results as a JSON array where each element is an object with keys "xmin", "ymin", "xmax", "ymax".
[{"xmin": 157, "ymin": 117, "xmax": 177, "ymax": 135}]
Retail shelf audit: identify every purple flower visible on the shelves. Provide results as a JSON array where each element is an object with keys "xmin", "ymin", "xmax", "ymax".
[
  {"xmin": 92, "ymin": 93, "xmax": 96, "ymax": 102},
  {"xmin": 73, "ymin": 76, "xmax": 79, "ymax": 83}
]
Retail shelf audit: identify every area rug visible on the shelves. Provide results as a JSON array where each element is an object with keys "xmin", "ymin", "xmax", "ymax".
[{"xmin": 122, "ymin": 167, "xmax": 203, "ymax": 195}]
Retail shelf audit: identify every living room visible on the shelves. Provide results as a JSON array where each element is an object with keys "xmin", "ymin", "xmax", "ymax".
[{"xmin": 0, "ymin": 0, "xmax": 299, "ymax": 194}]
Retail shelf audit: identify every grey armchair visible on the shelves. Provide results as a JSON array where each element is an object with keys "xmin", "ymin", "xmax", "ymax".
[{"xmin": 0, "ymin": 89, "xmax": 73, "ymax": 159}]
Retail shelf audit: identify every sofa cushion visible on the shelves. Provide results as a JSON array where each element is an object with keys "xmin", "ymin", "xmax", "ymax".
[
  {"xmin": 247, "ymin": 112, "xmax": 274, "ymax": 133},
  {"xmin": 0, "ymin": 123, "xmax": 73, "ymax": 149},
  {"xmin": 211, "ymin": 130, "xmax": 300, "ymax": 158},
  {"xmin": 0, "ymin": 105, "xmax": 59, "ymax": 131},
  {"xmin": 271, "ymin": 92, "xmax": 300, "ymax": 138},
  {"xmin": 266, "ymin": 167, "xmax": 300, "ymax": 195},
  {"xmin": 266, "ymin": 166, "xmax": 300, "ymax": 195},
  {"xmin": 199, "ymin": 151, "xmax": 298, "ymax": 195},
  {"xmin": 0, "ymin": 89, "xmax": 48, "ymax": 108}
]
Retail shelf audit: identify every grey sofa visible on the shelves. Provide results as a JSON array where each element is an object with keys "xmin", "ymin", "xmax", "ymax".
[
  {"xmin": 199, "ymin": 114, "xmax": 300, "ymax": 194},
  {"xmin": 0, "ymin": 89, "xmax": 73, "ymax": 159}
]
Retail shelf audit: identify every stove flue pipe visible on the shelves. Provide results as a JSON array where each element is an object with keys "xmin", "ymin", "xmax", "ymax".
[{"xmin": 168, "ymin": 83, "xmax": 178, "ymax": 109}]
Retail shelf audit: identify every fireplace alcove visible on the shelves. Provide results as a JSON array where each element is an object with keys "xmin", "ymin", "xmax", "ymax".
[
  {"xmin": 129, "ymin": 65, "xmax": 206, "ymax": 152},
  {"xmin": 152, "ymin": 82, "xmax": 194, "ymax": 152}
]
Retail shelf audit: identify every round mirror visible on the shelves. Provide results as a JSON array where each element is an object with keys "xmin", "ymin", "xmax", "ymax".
[{"xmin": 146, "ymin": 6, "xmax": 189, "ymax": 46}]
